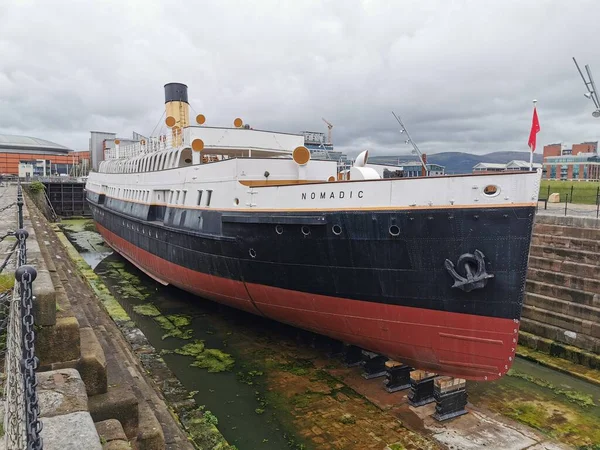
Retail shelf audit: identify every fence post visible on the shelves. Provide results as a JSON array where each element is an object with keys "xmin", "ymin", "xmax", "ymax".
[
  {"xmin": 564, "ymin": 194, "xmax": 568, "ymax": 216},
  {"xmin": 17, "ymin": 185, "xmax": 24, "ymax": 229},
  {"xmin": 547, "ymin": 185, "xmax": 550, "ymax": 199},
  {"xmin": 570, "ymin": 185, "xmax": 574, "ymax": 203}
]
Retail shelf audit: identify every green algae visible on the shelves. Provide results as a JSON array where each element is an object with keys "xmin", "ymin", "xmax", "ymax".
[
  {"xmin": 517, "ymin": 342, "xmax": 600, "ymax": 387},
  {"xmin": 504, "ymin": 402, "xmax": 548, "ymax": 429},
  {"xmin": 191, "ymin": 349, "xmax": 235, "ymax": 373},
  {"xmin": 132, "ymin": 303, "xmax": 161, "ymax": 317},
  {"xmin": 175, "ymin": 340, "xmax": 205, "ymax": 357},
  {"xmin": 166, "ymin": 314, "xmax": 191, "ymax": 328},
  {"xmin": 237, "ymin": 370, "xmax": 263, "ymax": 386},
  {"xmin": 388, "ymin": 444, "xmax": 406, "ymax": 450},
  {"xmin": 55, "ymin": 229, "xmax": 131, "ymax": 324},
  {"xmin": 508, "ymin": 369, "xmax": 596, "ymax": 408},
  {"xmin": 154, "ymin": 315, "xmax": 193, "ymax": 340}
]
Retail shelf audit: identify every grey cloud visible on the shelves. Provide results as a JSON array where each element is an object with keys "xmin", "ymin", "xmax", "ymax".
[{"xmin": 1, "ymin": 0, "xmax": 599, "ymax": 155}]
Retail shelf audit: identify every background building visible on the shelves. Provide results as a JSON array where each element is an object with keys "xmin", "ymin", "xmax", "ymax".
[
  {"xmin": 542, "ymin": 141, "xmax": 599, "ymax": 180},
  {"xmin": 0, "ymin": 134, "xmax": 89, "ymax": 177},
  {"xmin": 90, "ymin": 131, "xmax": 147, "ymax": 170},
  {"xmin": 472, "ymin": 160, "xmax": 542, "ymax": 173}
]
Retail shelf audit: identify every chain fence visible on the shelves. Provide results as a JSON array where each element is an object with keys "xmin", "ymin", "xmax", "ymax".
[{"xmin": 0, "ymin": 183, "xmax": 43, "ymax": 449}]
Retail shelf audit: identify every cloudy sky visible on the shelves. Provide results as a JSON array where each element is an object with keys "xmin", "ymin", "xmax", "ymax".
[{"xmin": 1, "ymin": 0, "xmax": 600, "ymax": 156}]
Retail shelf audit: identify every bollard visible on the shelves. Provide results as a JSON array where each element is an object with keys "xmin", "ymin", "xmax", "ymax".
[
  {"xmin": 407, "ymin": 370, "xmax": 437, "ymax": 406},
  {"xmin": 384, "ymin": 361, "xmax": 413, "ymax": 392},
  {"xmin": 432, "ymin": 376, "xmax": 468, "ymax": 421},
  {"xmin": 342, "ymin": 345, "xmax": 363, "ymax": 367},
  {"xmin": 361, "ymin": 351, "xmax": 388, "ymax": 379}
]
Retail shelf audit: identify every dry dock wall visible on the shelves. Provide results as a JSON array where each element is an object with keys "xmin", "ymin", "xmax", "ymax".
[{"xmin": 522, "ymin": 214, "xmax": 600, "ymax": 368}]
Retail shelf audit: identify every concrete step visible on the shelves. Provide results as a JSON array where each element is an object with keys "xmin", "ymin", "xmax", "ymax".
[
  {"xmin": 524, "ymin": 292, "xmax": 600, "ymax": 322},
  {"xmin": 520, "ymin": 317, "xmax": 600, "ymax": 354},
  {"xmin": 532, "ymin": 233, "xmax": 600, "ymax": 254},
  {"xmin": 526, "ymin": 279, "xmax": 600, "ymax": 308},
  {"xmin": 518, "ymin": 330, "xmax": 600, "ymax": 371},
  {"xmin": 527, "ymin": 267, "xmax": 600, "ymax": 294},
  {"xmin": 522, "ymin": 304, "xmax": 600, "ymax": 340},
  {"xmin": 534, "ymin": 222, "xmax": 600, "ymax": 241},
  {"xmin": 535, "ymin": 213, "xmax": 600, "ymax": 231},
  {"xmin": 529, "ymin": 244, "xmax": 600, "ymax": 266},
  {"xmin": 528, "ymin": 255, "xmax": 600, "ymax": 279}
]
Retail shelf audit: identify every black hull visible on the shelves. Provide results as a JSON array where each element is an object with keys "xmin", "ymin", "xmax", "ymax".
[{"xmin": 87, "ymin": 192, "xmax": 535, "ymax": 321}]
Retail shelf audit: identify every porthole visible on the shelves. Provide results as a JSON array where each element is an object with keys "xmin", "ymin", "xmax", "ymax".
[
  {"xmin": 483, "ymin": 185, "xmax": 500, "ymax": 197},
  {"xmin": 389, "ymin": 225, "xmax": 400, "ymax": 236},
  {"xmin": 234, "ymin": 198, "xmax": 239, "ymax": 205},
  {"xmin": 332, "ymin": 224, "xmax": 342, "ymax": 235},
  {"xmin": 275, "ymin": 225, "xmax": 283, "ymax": 235},
  {"xmin": 301, "ymin": 225, "xmax": 311, "ymax": 236},
  {"xmin": 249, "ymin": 248, "xmax": 257, "ymax": 258}
]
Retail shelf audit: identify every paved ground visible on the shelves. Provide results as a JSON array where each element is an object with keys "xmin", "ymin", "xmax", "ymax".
[
  {"xmin": 24, "ymin": 188, "xmax": 193, "ymax": 450},
  {"xmin": 0, "ymin": 184, "xmax": 18, "ymax": 274},
  {"xmin": 538, "ymin": 200, "xmax": 600, "ymax": 219}
]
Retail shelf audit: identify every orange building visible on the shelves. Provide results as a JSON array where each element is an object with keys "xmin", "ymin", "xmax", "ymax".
[{"xmin": 0, "ymin": 134, "xmax": 89, "ymax": 176}]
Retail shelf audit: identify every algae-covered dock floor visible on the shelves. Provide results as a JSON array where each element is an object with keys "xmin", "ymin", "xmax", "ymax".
[{"xmin": 62, "ymin": 218, "xmax": 599, "ymax": 450}]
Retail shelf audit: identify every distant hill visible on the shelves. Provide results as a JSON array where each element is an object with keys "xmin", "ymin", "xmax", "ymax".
[{"xmin": 368, "ymin": 151, "xmax": 543, "ymax": 174}]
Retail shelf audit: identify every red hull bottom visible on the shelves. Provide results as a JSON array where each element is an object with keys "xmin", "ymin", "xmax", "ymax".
[{"xmin": 96, "ymin": 223, "xmax": 518, "ymax": 381}]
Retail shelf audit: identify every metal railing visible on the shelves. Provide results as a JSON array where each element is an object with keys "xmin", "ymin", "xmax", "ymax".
[{"xmin": 1, "ymin": 184, "xmax": 43, "ymax": 449}]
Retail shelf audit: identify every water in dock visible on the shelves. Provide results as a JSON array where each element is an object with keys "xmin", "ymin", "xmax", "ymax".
[{"xmin": 61, "ymin": 218, "xmax": 600, "ymax": 450}]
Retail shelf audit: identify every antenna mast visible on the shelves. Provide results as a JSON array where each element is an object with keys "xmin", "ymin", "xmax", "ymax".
[
  {"xmin": 391, "ymin": 112, "xmax": 427, "ymax": 172},
  {"xmin": 573, "ymin": 57, "xmax": 600, "ymax": 118}
]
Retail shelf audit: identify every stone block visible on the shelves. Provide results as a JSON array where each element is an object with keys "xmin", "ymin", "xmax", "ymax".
[
  {"xmin": 89, "ymin": 385, "xmax": 139, "ymax": 439},
  {"xmin": 37, "ymin": 316, "xmax": 81, "ymax": 367},
  {"xmin": 104, "ymin": 440, "xmax": 132, "ymax": 449},
  {"xmin": 78, "ymin": 327, "xmax": 108, "ymax": 396},
  {"xmin": 548, "ymin": 192, "xmax": 560, "ymax": 203},
  {"xmin": 33, "ymin": 269, "xmax": 56, "ymax": 326},
  {"xmin": 95, "ymin": 419, "xmax": 127, "ymax": 442},
  {"xmin": 136, "ymin": 402, "xmax": 165, "ymax": 450},
  {"xmin": 41, "ymin": 411, "xmax": 102, "ymax": 450},
  {"xmin": 38, "ymin": 368, "xmax": 88, "ymax": 418}
]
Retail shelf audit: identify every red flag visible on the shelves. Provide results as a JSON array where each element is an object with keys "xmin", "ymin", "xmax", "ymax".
[{"xmin": 528, "ymin": 107, "xmax": 540, "ymax": 152}]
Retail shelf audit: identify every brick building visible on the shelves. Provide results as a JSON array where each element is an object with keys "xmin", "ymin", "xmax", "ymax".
[
  {"xmin": 542, "ymin": 141, "xmax": 600, "ymax": 180},
  {"xmin": 0, "ymin": 134, "xmax": 90, "ymax": 177}
]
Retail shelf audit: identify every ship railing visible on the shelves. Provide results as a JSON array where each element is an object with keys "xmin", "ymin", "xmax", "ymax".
[{"xmin": 105, "ymin": 129, "xmax": 185, "ymax": 160}]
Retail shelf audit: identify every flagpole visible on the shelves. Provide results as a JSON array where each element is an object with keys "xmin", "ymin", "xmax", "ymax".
[{"xmin": 530, "ymin": 99, "xmax": 537, "ymax": 172}]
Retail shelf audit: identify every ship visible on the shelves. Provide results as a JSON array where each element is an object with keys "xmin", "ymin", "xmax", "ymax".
[{"xmin": 85, "ymin": 83, "xmax": 541, "ymax": 381}]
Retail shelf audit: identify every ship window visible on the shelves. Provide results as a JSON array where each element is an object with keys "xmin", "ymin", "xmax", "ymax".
[
  {"xmin": 169, "ymin": 190, "xmax": 174, "ymax": 203},
  {"xmin": 197, "ymin": 190, "xmax": 203, "ymax": 206},
  {"xmin": 175, "ymin": 190, "xmax": 180, "ymax": 204},
  {"xmin": 181, "ymin": 190, "xmax": 187, "ymax": 205},
  {"xmin": 483, "ymin": 185, "xmax": 500, "ymax": 197},
  {"xmin": 206, "ymin": 189, "xmax": 213, "ymax": 207}
]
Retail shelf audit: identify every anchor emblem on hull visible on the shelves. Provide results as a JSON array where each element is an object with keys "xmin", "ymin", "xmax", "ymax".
[{"xmin": 444, "ymin": 250, "xmax": 494, "ymax": 292}]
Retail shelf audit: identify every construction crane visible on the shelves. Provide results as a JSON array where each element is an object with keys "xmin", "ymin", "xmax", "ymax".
[{"xmin": 322, "ymin": 118, "xmax": 333, "ymax": 145}]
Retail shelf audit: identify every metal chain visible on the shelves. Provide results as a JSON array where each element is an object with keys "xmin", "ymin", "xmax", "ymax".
[
  {"xmin": 0, "ymin": 202, "xmax": 16, "ymax": 214},
  {"xmin": 2, "ymin": 190, "xmax": 43, "ymax": 449},
  {"xmin": 0, "ymin": 240, "xmax": 18, "ymax": 274},
  {"xmin": 17, "ymin": 267, "xmax": 42, "ymax": 450}
]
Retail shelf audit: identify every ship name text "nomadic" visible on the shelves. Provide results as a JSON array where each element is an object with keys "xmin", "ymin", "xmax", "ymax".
[{"xmin": 301, "ymin": 190, "xmax": 364, "ymax": 200}]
